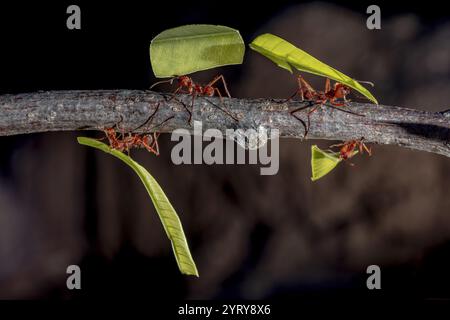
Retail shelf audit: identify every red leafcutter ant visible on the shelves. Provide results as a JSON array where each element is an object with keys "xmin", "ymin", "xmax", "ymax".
[
  {"xmin": 150, "ymin": 74, "xmax": 238, "ymax": 123},
  {"xmin": 287, "ymin": 75, "xmax": 374, "ymax": 137},
  {"xmin": 103, "ymin": 102, "xmax": 174, "ymax": 156},
  {"xmin": 329, "ymin": 138, "xmax": 372, "ymax": 165},
  {"xmin": 104, "ymin": 127, "xmax": 161, "ymax": 155}
]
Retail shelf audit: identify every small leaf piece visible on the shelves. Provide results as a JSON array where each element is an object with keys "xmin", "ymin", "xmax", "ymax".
[
  {"xmin": 77, "ymin": 137, "xmax": 198, "ymax": 277},
  {"xmin": 150, "ymin": 24, "xmax": 245, "ymax": 78},
  {"xmin": 249, "ymin": 33, "xmax": 378, "ymax": 104},
  {"xmin": 311, "ymin": 145, "xmax": 359, "ymax": 181},
  {"xmin": 311, "ymin": 145, "xmax": 342, "ymax": 181}
]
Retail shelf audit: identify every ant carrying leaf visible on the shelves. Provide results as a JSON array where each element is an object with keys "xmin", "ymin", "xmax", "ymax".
[
  {"xmin": 311, "ymin": 138, "xmax": 372, "ymax": 181},
  {"xmin": 249, "ymin": 34, "xmax": 377, "ymax": 138},
  {"xmin": 249, "ymin": 33, "xmax": 378, "ymax": 104},
  {"xmin": 330, "ymin": 138, "xmax": 372, "ymax": 161},
  {"xmin": 150, "ymin": 25, "xmax": 244, "ymax": 123},
  {"xmin": 288, "ymin": 75, "xmax": 373, "ymax": 136},
  {"xmin": 103, "ymin": 103, "xmax": 174, "ymax": 156}
]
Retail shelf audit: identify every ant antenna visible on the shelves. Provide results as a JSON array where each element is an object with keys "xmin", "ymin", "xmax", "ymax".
[
  {"xmin": 150, "ymin": 77, "xmax": 176, "ymax": 90},
  {"xmin": 352, "ymin": 92, "xmax": 376, "ymax": 102},
  {"xmin": 354, "ymin": 79, "xmax": 375, "ymax": 87}
]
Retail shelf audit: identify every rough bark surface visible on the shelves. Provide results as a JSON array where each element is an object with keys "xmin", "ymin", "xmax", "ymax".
[{"xmin": 0, "ymin": 90, "xmax": 449, "ymax": 157}]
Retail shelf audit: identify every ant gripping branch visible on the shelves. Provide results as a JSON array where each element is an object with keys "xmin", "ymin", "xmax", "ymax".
[
  {"xmin": 103, "ymin": 102, "xmax": 174, "ymax": 156},
  {"xmin": 287, "ymin": 75, "xmax": 373, "ymax": 137},
  {"xmin": 104, "ymin": 128, "xmax": 161, "ymax": 155},
  {"xmin": 329, "ymin": 138, "xmax": 372, "ymax": 165},
  {"xmin": 150, "ymin": 74, "xmax": 239, "ymax": 123}
]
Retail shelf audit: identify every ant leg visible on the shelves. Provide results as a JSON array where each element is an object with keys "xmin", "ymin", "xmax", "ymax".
[
  {"xmin": 148, "ymin": 115, "xmax": 175, "ymax": 132},
  {"xmin": 324, "ymin": 78, "xmax": 331, "ymax": 93},
  {"xmin": 133, "ymin": 102, "xmax": 161, "ymax": 132},
  {"xmin": 207, "ymin": 74, "xmax": 231, "ymax": 98},
  {"xmin": 362, "ymin": 143, "xmax": 372, "ymax": 156},
  {"xmin": 212, "ymin": 88, "xmax": 239, "ymax": 122},
  {"xmin": 136, "ymin": 114, "xmax": 175, "ymax": 157},
  {"xmin": 150, "ymin": 132, "xmax": 159, "ymax": 149},
  {"xmin": 290, "ymin": 110, "xmax": 308, "ymax": 137},
  {"xmin": 170, "ymin": 94, "xmax": 192, "ymax": 122},
  {"xmin": 303, "ymin": 104, "xmax": 321, "ymax": 136},
  {"xmin": 142, "ymin": 136, "xmax": 159, "ymax": 155},
  {"xmin": 163, "ymin": 85, "xmax": 192, "ymax": 122},
  {"xmin": 298, "ymin": 75, "xmax": 316, "ymax": 100},
  {"xmin": 329, "ymin": 142, "xmax": 346, "ymax": 149},
  {"xmin": 324, "ymin": 102, "xmax": 364, "ymax": 117},
  {"xmin": 288, "ymin": 100, "xmax": 316, "ymax": 138},
  {"xmin": 285, "ymin": 75, "xmax": 312, "ymax": 103},
  {"xmin": 101, "ymin": 114, "xmax": 125, "ymax": 145},
  {"xmin": 166, "ymin": 85, "xmax": 185, "ymax": 102},
  {"xmin": 284, "ymin": 89, "xmax": 301, "ymax": 103},
  {"xmin": 102, "ymin": 128, "xmax": 118, "ymax": 148},
  {"xmin": 187, "ymin": 93, "xmax": 196, "ymax": 124},
  {"xmin": 124, "ymin": 133, "xmax": 133, "ymax": 155},
  {"xmin": 330, "ymin": 100, "xmax": 346, "ymax": 107},
  {"xmin": 151, "ymin": 133, "xmax": 160, "ymax": 156}
]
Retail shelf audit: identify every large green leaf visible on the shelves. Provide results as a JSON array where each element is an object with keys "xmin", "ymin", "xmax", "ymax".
[
  {"xmin": 250, "ymin": 33, "xmax": 378, "ymax": 104},
  {"xmin": 77, "ymin": 137, "xmax": 198, "ymax": 277},
  {"xmin": 150, "ymin": 24, "xmax": 245, "ymax": 78}
]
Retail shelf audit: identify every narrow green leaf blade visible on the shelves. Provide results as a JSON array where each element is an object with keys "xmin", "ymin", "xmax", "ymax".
[
  {"xmin": 250, "ymin": 33, "xmax": 378, "ymax": 104},
  {"xmin": 77, "ymin": 137, "xmax": 198, "ymax": 277},
  {"xmin": 150, "ymin": 24, "xmax": 245, "ymax": 78}
]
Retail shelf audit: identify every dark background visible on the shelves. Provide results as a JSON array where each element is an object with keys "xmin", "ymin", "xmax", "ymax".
[{"xmin": 0, "ymin": 0, "xmax": 449, "ymax": 305}]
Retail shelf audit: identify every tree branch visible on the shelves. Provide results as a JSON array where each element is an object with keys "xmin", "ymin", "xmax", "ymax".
[{"xmin": 1, "ymin": 90, "xmax": 449, "ymax": 157}]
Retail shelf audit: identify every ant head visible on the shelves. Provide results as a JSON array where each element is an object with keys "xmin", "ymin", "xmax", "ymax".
[
  {"xmin": 178, "ymin": 76, "xmax": 192, "ymax": 87},
  {"xmin": 334, "ymin": 84, "xmax": 351, "ymax": 98},
  {"xmin": 203, "ymin": 85, "xmax": 215, "ymax": 96}
]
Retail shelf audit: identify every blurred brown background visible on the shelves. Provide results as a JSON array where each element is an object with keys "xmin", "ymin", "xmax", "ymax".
[{"xmin": 0, "ymin": 1, "xmax": 449, "ymax": 300}]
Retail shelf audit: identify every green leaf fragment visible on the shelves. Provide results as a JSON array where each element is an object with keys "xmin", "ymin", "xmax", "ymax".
[
  {"xmin": 310, "ymin": 145, "xmax": 359, "ymax": 181},
  {"xmin": 249, "ymin": 33, "xmax": 378, "ymax": 104},
  {"xmin": 150, "ymin": 24, "xmax": 245, "ymax": 78},
  {"xmin": 311, "ymin": 145, "xmax": 342, "ymax": 181},
  {"xmin": 77, "ymin": 137, "xmax": 198, "ymax": 277}
]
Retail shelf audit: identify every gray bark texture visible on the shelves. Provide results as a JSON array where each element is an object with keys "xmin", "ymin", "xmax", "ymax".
[{"xmin": 0, "ymin": 90, "xmax": 449, "ymax": 157}]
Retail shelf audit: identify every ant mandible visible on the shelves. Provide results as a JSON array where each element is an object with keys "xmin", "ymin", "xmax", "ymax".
[
  {"xmin": 150, "ymin": 74, "xmax": 237, "ymax": 123},
  {"xmin": 287, "ymin": 75, "xmax": 372, "ymax": 137}
]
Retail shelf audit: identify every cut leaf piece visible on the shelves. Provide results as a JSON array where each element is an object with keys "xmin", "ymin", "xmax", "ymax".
[
  {"xmin": 150, "ymin": 24, "xmax": 245, "ymax": 78},
  {"xmin": 311, "ymin": 145, "xmax": 359, "ymax": 181},
  {"xmin": 249, "ymin": 33, "xmax": 378, "ymax": 104},
  {"xmin": 77, "ymin": 137, "xmax": 198, "ymax": 277},
  {"xmin": 311, "ymin": 145, "xmax": 342, "ymax": 181}
]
